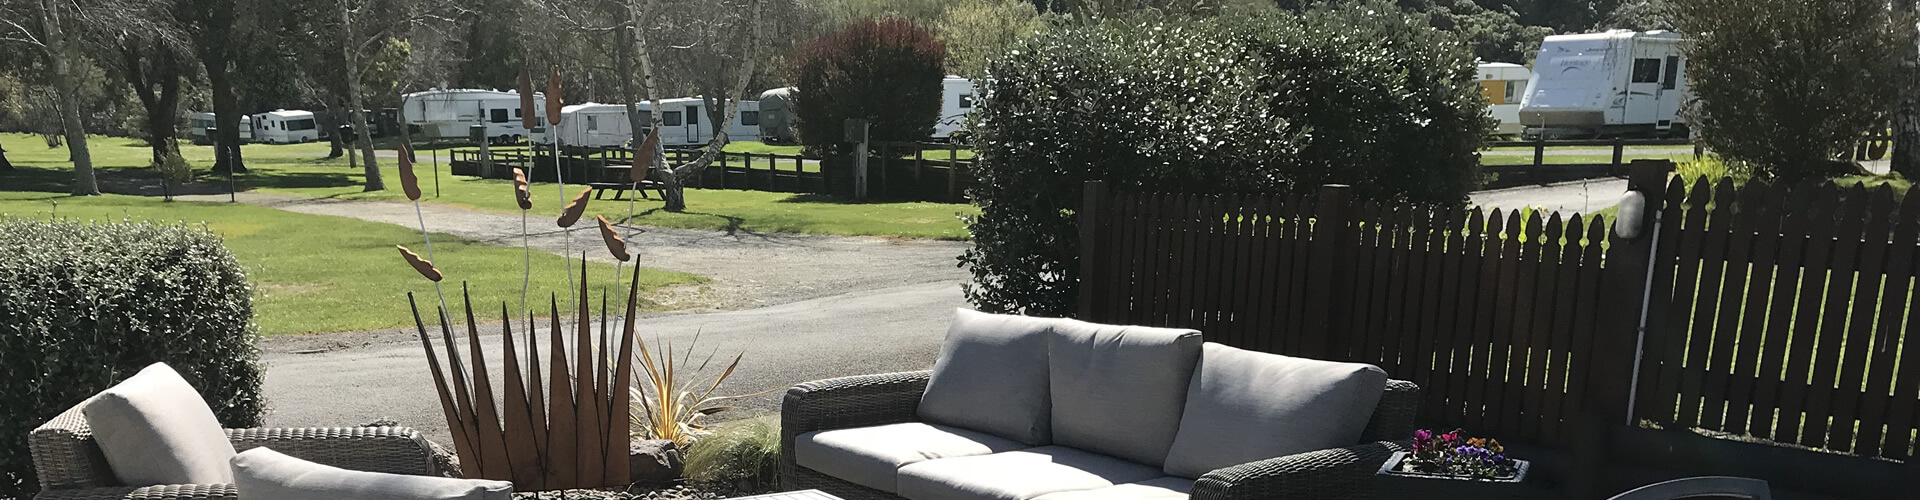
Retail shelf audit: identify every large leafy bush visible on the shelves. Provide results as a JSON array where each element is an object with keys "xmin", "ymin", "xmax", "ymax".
[
  {"xmin": 0, "ymin": 219, "xmax": 264, "ymax": 498},
  {"xmin": 961, "ymin": 8, "xmax": 1487, "ymax": 316},
  {"xmin": 789, "ymin": 18, "xmax": 947, "ymax": 153}
]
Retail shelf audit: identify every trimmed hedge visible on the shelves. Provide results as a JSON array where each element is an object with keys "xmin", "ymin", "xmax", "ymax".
[
  {"xmin": 960, "ymin": 7, "xmax": 1488, "ymax": 316},
  {"xmin": 0, "ymin": 218, "xmax": 263, "ymax": 498}
]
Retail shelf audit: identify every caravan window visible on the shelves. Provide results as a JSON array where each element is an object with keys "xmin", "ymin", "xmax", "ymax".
[
  {"xmin": 740, "ymin": 111, "xmax": 759, "ymax": 126},
  {"xmin": 959, "ymin": 94, "xmax": 974, "ymax": 109},
  {"xmin": 514, "ymin": 109, "xmax": 522, "ymax": 118},
  {"xmin": 588, "ymin": 115, "xmax": 599, "ymax": 132},
  {"xmin": 1663, "ymin": 56, "xmax": 1680, "ymax": 90},
  {"xmin": 686, "ymin": 107, "xmax": 699, "ymax": 125},
  {"xmin": 490, "ymin": 109, "xmax": 510, "ymax": 123},
  {"xmin": 663, "ymin": 111, "xmax": 682, "ymax": 126},
  {"xmin": 1631, "ymin": 58, "xmax": 1661, "ymax": 84},
  {"xmin": 1504, "ymin": 80, "xmax": 1526, "ymax": 103},
  {"xmin": 288, "ymin": 119, "xmax": 316, "ymax": 131}
]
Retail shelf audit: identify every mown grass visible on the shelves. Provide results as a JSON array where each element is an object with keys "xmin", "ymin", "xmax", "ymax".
[{"xmin": 0, "ymin": 192, "xmax": 702, "ymax": 335}]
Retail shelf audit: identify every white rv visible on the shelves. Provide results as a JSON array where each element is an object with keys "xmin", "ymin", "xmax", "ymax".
[
  {"xmin": 757, "ymin": 88, "xmax": 797, "ymax": 144},
  {"xmin": 731, "ymin": 100, "xmax": 761, "ymax": 143},
  {"xmin": 1476, "ymin": 62, "xmax": 1532, "ymax": 136},
  {"xmin": 1519, "ymin": 30, "xmax": 1689, "ymax": 139},
  {"xmin": 545, "ymin": 103, "xmax": 634, "ymax": 149},
  {"xmin": 935, "ymin": 76, "xmax": 975, "ymax": 140},
  {"xmin": 542, "ymin": 98, "xmax": 761, "ymax": 149},
  {"xmin": 188, "ymin": 112, "xmax": 252, "ymax": 145},
  {"xmin": 401, "ymin": 89, "xmax": 546, "ymax": 145},
  {"xmin": 248, "ymin": 109, "xmax": 321, "ymax": 144}
]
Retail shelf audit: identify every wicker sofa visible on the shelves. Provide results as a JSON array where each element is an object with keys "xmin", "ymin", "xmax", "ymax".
[
  {"xmin": 29, "ymin": 401, "xmax": 456, "ymax": 500},
  {"xmin": 780, "ymin": 310, "xmax": 1418, "ymax": 500}
]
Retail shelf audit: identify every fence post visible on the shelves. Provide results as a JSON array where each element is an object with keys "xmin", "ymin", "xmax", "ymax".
[
  {"xmin": 1612, "ymin": 137, "xmax": 1625, "ymax": 175},
  {"xmin": 1532, "ymin": 135, "xmax": 1546, "ymax": 184},
  {"xmin": 1077, "ymin": 181, "xmax": 1112, "ymax": 319},
  {"xmin": 1303, "ymin": 184, "xmax": 1355, "ymax": 360},
  {"xmin": 948, "ymin": 142, "xmax": 961, "ymax": 203}
]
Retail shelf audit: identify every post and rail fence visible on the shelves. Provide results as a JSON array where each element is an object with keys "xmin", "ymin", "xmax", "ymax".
[
  {"xmin": 447, "ymin": 142, "xmax": 976, "ymax": 203},
  {"xmin": 1076, "ymin": 160, "xmax": 1920, "ymax": 494}
]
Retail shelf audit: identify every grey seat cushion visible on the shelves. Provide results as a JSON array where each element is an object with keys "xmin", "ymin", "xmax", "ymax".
[
  {"xmin": 897, "ymin": 445, "xmax": 1164, "ymax": 500},
  {"xmin": 918, "ymin": 309, "xmax": 1059, "ymax": 445},
  {"xmin": 232, "ymin": 447, "xmax": 512, "ymax": 499},
  {"xmin": 794, "ymin": 422, "xmax": 1031, "ymax": 493},
  {"xmin": 1161, "ymin": 343, "xmax": 1389, "ymax": 478},
  {"xmin": 1029, "ymin": 477, "xmax": 1194, "ymax": 500},
  {"xmin": 83, "ymin": 363, "xmax": 239, "ymax": 486},
  {"xmin": 1048, "ymin": 319, "xmax": 1203, "ymax": 467}
]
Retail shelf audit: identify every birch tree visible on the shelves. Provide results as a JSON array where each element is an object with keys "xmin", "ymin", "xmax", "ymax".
[
  {"xmin": 330, "ymin": 0, "xmax": 461, "ymax": 191},
  {"xmin": 0, "ymin": 0, "xmax": 158, "ymax": 194}
]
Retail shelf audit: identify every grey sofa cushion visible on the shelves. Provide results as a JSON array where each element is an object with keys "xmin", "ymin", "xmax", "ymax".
[
  {"xmin": 1030, "ymin": 477, "xmax": 1194, "ymax": 500},
  {"xmin": 1161, "ymin": 343, "xmax": 1389, "ymax": 478},
  {"xmin": 232, "ymin": 447, "xmax": 512, "ymax": 500},
  {"xmin": 918, "ymin": 309, "xmax": 1058, "ymax": 445},
  {"xmin": 1048, "ymin": 319, "xmax": 1203, "ymax": 467},
  {"xmin": 794, "ymin": 423, "xmax": 1031, "ymax": 493},
  {"xmin": 897, "ymin": 445, "xmax": 1163, "ymax": 500},
  {"xmin": 83, "ymin": 363, "xmax": 239, "ymax": 486}
]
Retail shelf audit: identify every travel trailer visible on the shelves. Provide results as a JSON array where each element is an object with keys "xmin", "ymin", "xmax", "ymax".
[
  {"xmin": 542, "ymin": 98, "xmax": 761, "ymax": 149},
  {"xmin": 757, "ymin": 88, "xmax": 797, "ymax": 144},
  {"xmin": 188, "ymin": 113, "xmax": 252, "ymax": 145},
  {"xmin": 1518, "ymin": 30, "xmax": 1689, "ymax": 139},
  {"xmin": 935, "ymin": 77, "xmax": 975, "ymax": 140},
  {"xmin": 249, "ymin": 109, "xmax": 321, "ymax": 144},
  {"xmin": 400, "ymin": 89, "xmax": 546, "ymax": 144},
  {"xmin": 1476, "ymin": 62, "xmax": 1531, "ymax": 136}
]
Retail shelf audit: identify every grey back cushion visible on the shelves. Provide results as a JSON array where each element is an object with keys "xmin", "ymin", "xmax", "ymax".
[
  {"xmin": 1162, "ymin": 343, "xmax": 1388, "ymax": 478},
  {"xmin": 232, "ymin": 447, "xmax": 513, "ymax": 500},
  {"xmin": 83, "ymin": 362, "xmax": 239, "ymax": 486},
  {"xmin": 1048, "ymin": 319, "xmax": 1203, "ymax": 467},
  {"xmin": 917, "ymin": 309, "xmax": 1059, "ymax": 445}
]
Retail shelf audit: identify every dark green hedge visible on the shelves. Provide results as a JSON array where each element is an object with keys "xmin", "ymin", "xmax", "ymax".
[
  {"xmin": 0, "ymin": 219, "xmax": 263, "ymax": 498},
  {"xmin": 960, "ymin": 7, "xmax": 1489, "ymax": 316},
  {"xmin": 789, "ymin": 17, "xmax": 947, "ymax": 154}
]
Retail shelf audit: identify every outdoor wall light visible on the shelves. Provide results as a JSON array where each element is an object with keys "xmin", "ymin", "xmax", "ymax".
[{"xmin": 1614, "ymin": 191, "xmax": 1647, "ymax": 239}]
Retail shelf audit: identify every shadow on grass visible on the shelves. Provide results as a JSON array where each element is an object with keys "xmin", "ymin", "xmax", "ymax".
[
  {"xmin": 0, "ymin": 165, "xmax": 73, "ymax": 193},
  {"xmin": 775, "ymin": 193, "xmax": 865, "ymax": 205}
]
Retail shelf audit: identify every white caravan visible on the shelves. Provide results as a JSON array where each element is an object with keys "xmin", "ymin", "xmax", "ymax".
[
  {"xmin": 935, "ymin": 76, "xmax": 975, "ymax": 140},
  {"xmin": 542, "ymin": 98, "xmax": 761, "ymax": 149},
  {"xmin": 248, "ymin": 109, "xmax": 321, "ymax": 144},
  {"xmin": 188, "ymin": 112, "xmax": 252, "ymax": 145},
  {"xmin": 401, "ymin": 89, "xmax": 546, "ymax": 144},
  {"xmin": 757, "ymin": 88, "xmax": 797, "ymax": 144},
  {"xmin": 1476, "ymin": 62, "xmax": 1532, "ymax": 136},
  {"xmin": 1518, "ymin": 30, "xmax": 1689, "ymax": 139}
]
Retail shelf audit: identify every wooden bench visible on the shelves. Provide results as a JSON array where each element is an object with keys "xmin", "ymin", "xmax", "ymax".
[{"xmin": 589, "ymin": 180, "xmax": 668, "ymax": 201}]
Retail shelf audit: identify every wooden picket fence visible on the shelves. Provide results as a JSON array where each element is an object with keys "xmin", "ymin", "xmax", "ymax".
[{"xmin": 1076, "ymin": 162, "xmax": 1920, "ymax": 462}]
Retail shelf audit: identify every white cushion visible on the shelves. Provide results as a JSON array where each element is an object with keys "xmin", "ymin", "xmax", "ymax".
[
  {"xmin": 794, "ymin": 422, "xmax": 1031, "ymax": 493},
  {"xmin": 1161, "ymin": 344, "xmax": 1388, "ymax": 478},
  {"xmin": 231, "ymin": 447, "xmax": 512, "ymax": 500},
  {"xmin": 83, "ymin": 363, "xmax": 238, "ymax": 486},
  {"xmin": 1048, "ymin": 319, "xmax": 1203, "ymax": 467},
  {"xmin": 1030, "ymin": 477, "xmax": 1193, "ymax": 500},
  {"xmin": 897, "ymin": 446, "xmax": 1164, "ymax": 500},
  {"xmin": 918, "ymin": 309, "xmax": 1059, "ymax": 445}
]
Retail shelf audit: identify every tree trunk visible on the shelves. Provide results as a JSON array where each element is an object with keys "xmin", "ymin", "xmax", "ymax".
[
  {"xmin": 343, "ymin": 1, "xmax": 384, "ymax": 191},
  {"xmin": 662, "ymin": 0, "xmax": 763, "ymax": 212},
  {"xmin": 41, "ymin": 0, "xmax": 98, "ymax": 195},
  {"xmin": 123, "ymin": 43, "xmax": 184, "ymax": 166},
  {"xmin": 208, "ymin": 68, "xmax": 248, "ymax": 173},
  {"xmin": 327, "ymin": 107, "xmax": 346, "ymax": 158},
  {"xmin": 1893, "ymin": 1, "xmax": 1920, "ymax": 178},
  {"xmin": 0, "ymin": 143, "xmax": 13, "ymax": 170}
]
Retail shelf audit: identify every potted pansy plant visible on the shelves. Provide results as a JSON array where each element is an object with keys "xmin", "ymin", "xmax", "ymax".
[{"xmin": 1375, "ymin": 429, "xmax": 1530, "ymax": 498}]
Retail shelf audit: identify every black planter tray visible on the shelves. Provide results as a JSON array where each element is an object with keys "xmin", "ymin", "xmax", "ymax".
[{"xmin": 1374, "ymin": 451, "xmax": 1533, "ymax": 499}]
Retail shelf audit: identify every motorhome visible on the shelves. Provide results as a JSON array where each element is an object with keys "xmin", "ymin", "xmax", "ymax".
[
  {"xmin": 1476, "ymin": 62, "xmax": 1532, "ymax": 136},
  {"xmin": 935, "ymin": 76, "xmax": 975, "ymax": 140},
  {"xmin": 1518, "ymin": 30, "xmax": 1689, "ymax": 139},
  {"xmin": 757, "ymin": 88, "xmax": 797, "ymax": 144},
  {"xmin": 188, "ymin": 112, "xmax": 252, "ymax": 145},
  {"xmin": 542, "ymin": 98, "xmax": 761, "ymax": 149},
  {"xmin": 249, "ymin": 109, "xmax": 321, "ymax": 144},
  {"xmin": 400, "ymin": 89, "xmax": 546, "ymax": 144}
]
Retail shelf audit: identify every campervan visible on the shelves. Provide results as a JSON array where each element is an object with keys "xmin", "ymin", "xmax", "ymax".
[
  {"xmin": 249, "ymin": 109, "xmax": 321, "ymax": 144},
  {"xmin": 1476, "ymin": 62, "xmax": 1531, "ymax": 136},
  {"xmin": 1518, "ymin": 30, "xmax": 1689, "ymax": 139},
  {"xmin": 936, "ymin": 77, "xmax": 975, "ymax": 140},
  {"xmin": 757, "ymin": 88, "xmax": 797, "ymax": 144},
  {"xmin": 542, "ymin": 98, "xmax": 761, "ymax": 149},
  {"xmin": 188, "ymin": 112, "xmax": 252, "ymax": 145},
  {"xmin": 731, "ymin": 100, "xmax": 761, "ymax": 143},
  {"xmin": 401, "ymin": 89, "xmax": 546, "ymax": 144}
]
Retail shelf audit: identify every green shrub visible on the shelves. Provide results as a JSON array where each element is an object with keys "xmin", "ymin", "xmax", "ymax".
[
  {"xmin": 683, "ymin": 416, "xmax": 781, "ymax": 491},
  {"xmin": 960, "ymin": 6, "xmax": 1488, "ymax": 316},
  {"xmin": 0, "ymin": 218, "xmax": 264, "ymax": 498},
  {"xmin": 789, "ymin": 18, "xmax": 948, "ymax": 154}
]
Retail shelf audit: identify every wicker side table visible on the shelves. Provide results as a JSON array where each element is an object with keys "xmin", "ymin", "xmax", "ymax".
[{"xmin": 726, "ymin": 490, "xmax": 841, "ymax": 500}]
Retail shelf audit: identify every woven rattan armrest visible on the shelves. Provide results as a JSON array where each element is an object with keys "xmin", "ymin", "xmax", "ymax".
[
  {"xmin": 1190, "ymin": 440, "xmax": 1412, "ymax": 500},
  {"xmin": 32, "ymin": 484, "xmax": 238, "ymax": 500},
  {"xmin": 225, "ymin": 426, "xmax": 452, "ymax": 477},
  {"xmin": 779, "ymin": 370, "xmax": 931, "ymax": 491}
]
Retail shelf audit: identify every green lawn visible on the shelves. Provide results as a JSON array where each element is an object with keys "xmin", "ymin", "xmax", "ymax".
[{"xmin": 0, "ymin": 192, "xmax": 702, "ymax": 335}]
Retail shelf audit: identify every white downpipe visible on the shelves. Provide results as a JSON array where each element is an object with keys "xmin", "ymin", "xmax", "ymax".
[{"xmin": 1624, "ymin": 208, "xmax": 1666, "ymax": 427}]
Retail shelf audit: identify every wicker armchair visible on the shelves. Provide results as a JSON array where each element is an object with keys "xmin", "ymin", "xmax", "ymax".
[
  {"xmin": 780, "ymin": 370, "xmax": 1418, "ymax": 500},
  {"xmin": 29, "ymin": 401, "xmax": 458, "ymax": 500}
]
